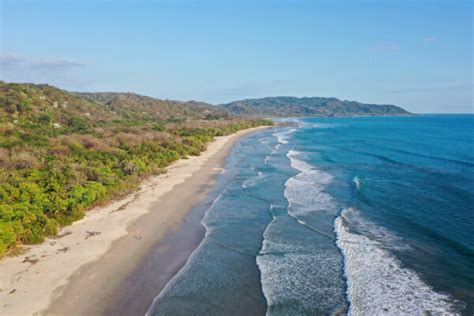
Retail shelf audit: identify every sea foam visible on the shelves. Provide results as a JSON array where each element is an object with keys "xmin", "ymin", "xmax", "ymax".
[
  {"xmin": 285, "ymin": 150, "xmax": 335, "ymax": 217},
  {"xmin": 352, "ymin": 176, "xmax": 362, "ymax": 190},
  {"xmin": 335, "ymin": 208, "xmax": 460, "ymax": 315},
  {"xmin": 256, "ymin": 148, "xmax": 347, "ymax": 315},
  {"xmin": 312, "ymin": 123, "xmax": 338, "ymax": 128},
  {"xmin": 273, "ymin": 128, "xmax": 296, "ymax": 145},
  {"xmin": 242, "ymin": 172, "xmax": 267, "ymax": 189},
  {"xmin": 257, "ymin": 212, "xmax": 347, "ymax": 315}
]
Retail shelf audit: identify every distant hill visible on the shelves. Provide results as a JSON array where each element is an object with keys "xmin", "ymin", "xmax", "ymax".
[
  {"xmin": 78, "ymin": 92, "xmax": 229, "ymax": 122},
  {"xmin": 219, "ymin": 96, "xmax": 412, "ymax": 117},
  {"xmin": 0, "ymin": 82, "xmax": 115, "ymax": 128},
  {"xmin": 0, "ymin": 83, "xmax": 230, "ymax": 128}
]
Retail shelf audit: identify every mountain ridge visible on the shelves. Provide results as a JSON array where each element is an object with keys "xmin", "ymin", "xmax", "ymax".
[
  {"xmin": 0, "ymin": 81, "xmax": 412, "ymax": 121},
  {"xmin": 77, "ymin": 92, "xmax": 230, "ymax": 122},
  {"xmin": 219, "ymin": 96, "xmax": 412, "ymax": 117}
]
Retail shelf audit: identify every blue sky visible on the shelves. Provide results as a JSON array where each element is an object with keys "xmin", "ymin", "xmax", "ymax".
[{"xmin": 1, "ymin": 0, "xmax": 472, "ymax": 113}]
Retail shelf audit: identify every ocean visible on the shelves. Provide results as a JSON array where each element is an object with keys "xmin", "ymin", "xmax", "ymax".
[{"xmin": 148, "ymin": 115, "xmax": 474, "ymax": 315}]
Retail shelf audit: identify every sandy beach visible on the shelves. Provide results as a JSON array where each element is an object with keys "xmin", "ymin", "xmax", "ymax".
[{"xmin": 0, "ymin": 126, "xmax": 268, "ymax": 316}]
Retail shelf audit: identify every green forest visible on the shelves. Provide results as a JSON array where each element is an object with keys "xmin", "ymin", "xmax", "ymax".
[{"xmin": 0, "ymin": 82, "xmax": 272, "ymax": 256}]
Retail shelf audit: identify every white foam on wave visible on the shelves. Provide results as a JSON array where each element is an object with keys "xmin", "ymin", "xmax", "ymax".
[
  {"xmin": 296, "ymin": 219, "xmax": 306, "ymax": 225},
  {"xmin": 285, "ymin": 150, "xmax": 335, "ymax": 217},
  {"xmin": 256, "ymin": 149, "xmax": 347, "ymax": 314},
  {"xmin": 268, "ymin": 203, "xmax": 282, "ymax": 220},
  {"xmin": 265, "ymin": 129, "xmax": 295, "ymax": 164},
  {"xmin": 346, "ymin": 207, "xmax": 410, "ymax": 251},
  {"xmin": 352, "ymin": 176, "xmax": 362, "ymax": 190},
  {"xmin": 273, "ymin": 128, "xmax": 296, "ymax": 145},
  {"xmin": 242, "ymin": 171, "xmax": 268, "ymax": 189},
  {"xmin": 257, "ymin": 216, "xmax": 347, "ymax": 314},
  {"xmin": 312, "ymin": 123, "xmax": 338, "ymax": 128},
  {"xmin": 200, "ymin": 193, "xmax": 224, "ymax": 236},
  {"xmin": 257, "ymin": 246, "xmax": 346, "ymax": 313},
  {"xmin": 268, "ymin": 144, "xmax": 282, "ymax": 157},
  {"xmin": 335, "ymin": 208, "xmax": 459, "ymax": 315}
]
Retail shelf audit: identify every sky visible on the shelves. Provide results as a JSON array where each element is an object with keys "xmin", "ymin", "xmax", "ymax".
[{"xmin": 1, "ymin": 0, "xmax": 472, "ymax": 113}]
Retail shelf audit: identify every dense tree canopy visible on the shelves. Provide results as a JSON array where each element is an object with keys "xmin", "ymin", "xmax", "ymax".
[{"xmin": 0, "ymin": 82, "xmax": 272, "ymax": 256}]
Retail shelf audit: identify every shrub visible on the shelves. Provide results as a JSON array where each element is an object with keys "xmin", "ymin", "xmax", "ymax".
[{"xmin": 0, "ymin": 82, "xmax": 272, "ymax": 256}]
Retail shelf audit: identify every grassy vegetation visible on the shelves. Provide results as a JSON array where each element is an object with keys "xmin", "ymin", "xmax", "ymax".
[{"xmin": 0, "ymin": 81, "xmax": 272, "ymax": 256}]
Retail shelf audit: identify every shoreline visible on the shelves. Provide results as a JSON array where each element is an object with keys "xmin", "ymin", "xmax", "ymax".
[{"xmin": 0, "ymin": 126, "xmax": 269, "ymax": 316}]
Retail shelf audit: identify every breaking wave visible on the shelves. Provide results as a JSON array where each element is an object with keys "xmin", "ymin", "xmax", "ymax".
[
  {"xmin": 285, "ymin": 150, "xmax": 335, "ymax": 217},
  {"xmin": 335, "ymin": 208, "xmax": 461, "ymax": 315},
  {"xmin": 273, "ymin": 128, "xmax": 296, "ymax": 145}
]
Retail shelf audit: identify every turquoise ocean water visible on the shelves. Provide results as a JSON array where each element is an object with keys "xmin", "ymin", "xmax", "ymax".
[{"xmin": 149, "ymin": 115, "xmax": 474, "ymax": 315}]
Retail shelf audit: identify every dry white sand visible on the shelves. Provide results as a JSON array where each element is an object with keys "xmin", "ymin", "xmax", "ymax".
[{"xmin": 0, "ymin": 127, "xmax": 267, "ymax": 316}]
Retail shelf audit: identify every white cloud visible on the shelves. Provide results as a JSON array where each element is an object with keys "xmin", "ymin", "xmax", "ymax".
[
  {"xmin": 0, "ymin": 53, "xmax": 88, "ymax": 86},
  {"xmin": 1, "ymin": 54, "xmax": 87, "ymax": 71},
  {"xmin": 370, "ymin": 42, "xmax": 400, "ymax": 53}
]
